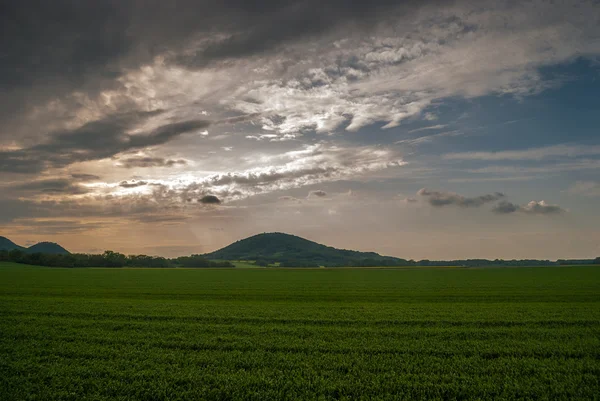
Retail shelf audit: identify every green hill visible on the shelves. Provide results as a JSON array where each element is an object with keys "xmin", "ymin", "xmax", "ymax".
[
  {"xmin": 204, "ymin": 232, "xmax": 407, "ymax": 267},
  {"xmin": 0, "ymin": 236, "xmax": 25, "ymax": 251}
]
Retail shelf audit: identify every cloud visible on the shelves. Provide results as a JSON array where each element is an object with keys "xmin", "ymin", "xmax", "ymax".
[
  {"xmin": 118, "ymin": 157, "xmax": 188, "ymax": 169},
  {"xmin": 418, "ymin": 188, "xmax": 505, "ymax": 208},
  {"xmin": 522, "ymin": 201, "xmax": 566, "ymax": 215},
  {"xmin": 201, "ymin": 166, "xmax": 337, "ymax": 187},
  {"xmin": 199, "ymin": 195, "xmax": 221, "ymax": 204},
  {"xmin": 416, "ymin": 189, "xmax": 566, "ymax": 216},
  {"xmin": 491, "ymin": 201, "xmax": 520, "ymax": 214},
  {"xmin": 466, "ymin": 159, "xmax": 600, "ymax": 175},
  {"xmin": 0, "ymin": 0, "xmax": 443, "ymax": 143},
  {"xmin": 222, "ymin": 0, "xmax": 600, "ymax": 137},
  {"xmin": 11, "ymin": 179, "xmax": 90, "ymax": 195},
  {"xmin": 71, "ymin": 173, "xmax": 101, "ymax": 181},
  {"xmin": 278, "ymin": 196, "xmax": 301, "ymax": 202},
  {"xmin": 308, "ymin": 190, "xmax": 327, "ymax": 198},
  {"xmin": 129, "ymin": 214, "xmax": 189, "ymax": 224},
  {"xmin": 10, "ymin": 219, "xmax": 106, "ymax": 235},
  {"xmin": 492, "ymin": 200, "xmax": 566, "ymax": 215},
  {"xmin": 395, "ymin": 130, "xmax": 464, "ymax": 146},
  {"xmin": 0, "ymin": 111, "xmax": 209, "ymax": 173},
  {"xmin": 119, "ymin": 181, "xmax": 148, "ymax": 188},
  {"xmin": 175, "ymin": 144, "xmax": 405, "ymax": 201},
  {"xmin": 408, "ymin": 125, "xmax": 448, "ymax": 133},
  {"xmin": 0, "ymin": 0, "xmax": 597, "ymax": 246},
  {"xmin": 444, "ymin": 144, "xmax": 600, "ymax": 161},
  {"xmin": 19, "ymin": 0, "xmax": 587, "ymax": 146},
  {"xmin": 169, "ymin": 1, "xmax": 440, "ymax": 69},
  {"xmin": 3, "ymin": 0, "xmax": 600, "ymax": 147},
  {"xmin": 246, "ymin": 133, "xmax": 297, "ymax": 142}
]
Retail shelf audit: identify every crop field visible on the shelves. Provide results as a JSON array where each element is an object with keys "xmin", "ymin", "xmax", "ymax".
[{"xmin": 1, "ymin": 263, "xmax": 599, "ymax": 400}]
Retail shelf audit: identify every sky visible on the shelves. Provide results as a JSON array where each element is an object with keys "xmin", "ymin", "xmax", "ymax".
[{"xmin": 1, "ymin": 0, "xmax": 600, "ymax": 259}]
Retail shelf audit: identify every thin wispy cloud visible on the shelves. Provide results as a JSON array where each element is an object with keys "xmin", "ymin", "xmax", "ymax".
[
  {"xmin": 408, "ymin": 125, "xmax": 448, "ymax": 133},
  {"xmin": 418, "ymin": 188, "xmax": 505, "ymax": 208},
  {"xmin": 445, "ymin": 144, "xmax": 600, "ymax": 161}
]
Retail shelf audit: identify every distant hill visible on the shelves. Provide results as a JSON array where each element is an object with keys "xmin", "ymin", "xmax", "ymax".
[
  {"xmin": 26, "ymin": 242, "xmax": 70, "ymax": 255},
  {"xmin": 0, "ymin": 236, "xmax": 70, "ymax": 255},
  {"xmin": 0, "ymin": 236, "xmax": 25, "ymax": 251},
  {"xmin": 204, "ymin": 232, "xmax": 407, "ymax": 267}
]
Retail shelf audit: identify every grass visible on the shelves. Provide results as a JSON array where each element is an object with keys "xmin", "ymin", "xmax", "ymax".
[
  {"xmin": 229, "ymin": 260, "xmax": 263, "ymax": 268},
  {"xmin": 0, "ymin": 262, "xmax": 599, "ymax": 400}
]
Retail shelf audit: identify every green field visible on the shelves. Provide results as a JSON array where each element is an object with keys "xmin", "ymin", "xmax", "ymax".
[{"xmin": 1, "ymin": 263, "xmax": 599, "ymax": 400}]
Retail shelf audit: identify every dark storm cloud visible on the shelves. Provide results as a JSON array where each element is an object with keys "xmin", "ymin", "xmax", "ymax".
[
  {"xmin": 0, "ymin": 111, "xmax": 209, "ymax": 173},
  {"xmin": 172, "ymin": 0, "xmax": 424, "ymax": 68},
  {"xmin": 492, "ymin": 200, "xmax": 566, "ymax": 215},
  {"xmin": 0, "ymin": 0, "xmax": 442, "ymax": 126},
  {"xmin": 199, "ymin": 195, "xmax": 221, "ymax": 204},
  {"xmin": 418, "ymin": 188, "xmax": 505, "ymax": 208},
  {"xmin": 118, "ymin": 157, "xmax": 188, "ymax": 169}
]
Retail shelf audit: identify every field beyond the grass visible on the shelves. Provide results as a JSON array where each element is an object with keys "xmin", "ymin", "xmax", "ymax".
[{"xmin": 1, "ymin": 263, "xmax": 599, "ymax": 400}]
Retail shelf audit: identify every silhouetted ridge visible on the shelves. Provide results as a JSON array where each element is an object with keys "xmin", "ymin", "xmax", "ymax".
[
  {"xmin": 0, "ymin": 236, "xmax": 70, "ymax": 254},
  {"xmin": 204, "ymin": 232, "xmax": 405, "ymax": 267},
  {"xmin": 0, "ymin": 236, "xmax": 25, "ymax": 251},
  {"xmin": 26, "ymin": 242, "xmax": 70, "ymax": 255}
]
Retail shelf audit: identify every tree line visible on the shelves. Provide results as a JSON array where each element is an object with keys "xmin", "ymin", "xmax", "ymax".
[
  {"xmin": 258, "ymin": 257, "xmax": 600, "ymax": 268},
  {"xmin": 0, "ymin": 249, "xmax": 233, "ymax": 268},
  {"xmin": 1, "ymin": 248, "xmax": 598, "ymax": 268}
]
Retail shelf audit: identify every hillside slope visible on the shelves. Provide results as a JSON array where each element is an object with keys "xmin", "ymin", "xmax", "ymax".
[
  {"xmin": 0, "ymin": 236, "xmax": 70, "ymax": 254},
  {"xmin": 204, "ymin": 232, "xmax": 406, "ymax": 267},
  {"xmin": 26, "ymin": 242, "xmax": 70, "ymax": 255},
  {"xmin": 0, "ymin": 236, "xmax": 25, "ymax": 251}
]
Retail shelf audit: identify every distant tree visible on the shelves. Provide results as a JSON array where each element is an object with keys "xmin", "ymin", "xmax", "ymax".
[
  {"xmin": 594, "ymin": 257, "xmax": 600, "ymax": 265},
  {"xmin": 127, "ymin": 255, "xmax": 170, "ymax": 268},
  {"xmin": 8, "ymin": 249, "xmax": 24, "ymax": 262},
  {"xmin": 175, "ymin": 255, "xmax": 232, "ymax": 268},
  {"xmin": 102, "ymin": 250, "xmax": 127, "ymax": 267}
]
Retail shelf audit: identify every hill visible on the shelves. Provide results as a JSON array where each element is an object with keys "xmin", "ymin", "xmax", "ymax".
[
  {"xmin": 204, "ymin": 232, "xmax": 407, "ymax": 267},
  {"xmin": 0, "ymin": 236, "xmax": 25, "ymax": 251},
  {"xmin": 0, "ymin": 236, "xmax": 70, "ymax": 254},
  {"xmin": 26, "ymin": 242, "xmax": 70, "ymax": 255}
]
